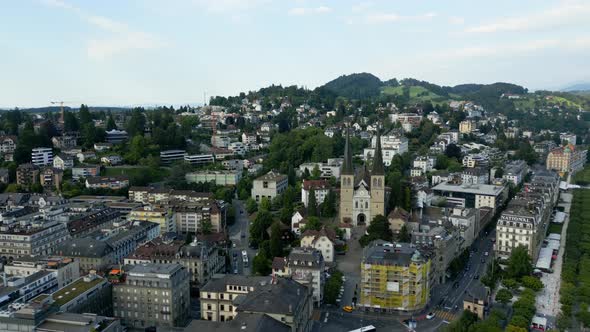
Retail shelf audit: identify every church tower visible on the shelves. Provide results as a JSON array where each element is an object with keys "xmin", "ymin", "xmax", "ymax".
[
  {"xmin": 340, "ymin": 128, "xmax": 355, "ymax": 223},
  {"xmin": 370, "ymin": 130, "xmax": 386, "ymax": 223}
]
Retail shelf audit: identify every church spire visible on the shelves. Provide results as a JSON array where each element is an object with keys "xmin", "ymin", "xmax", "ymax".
[
  {"xmin": 342, "ymin": 127, "xmax": 353, "ymax": 175},
  {"xmin": 372, "ymin": 129, "xmax": 384, "ymax": 175}
]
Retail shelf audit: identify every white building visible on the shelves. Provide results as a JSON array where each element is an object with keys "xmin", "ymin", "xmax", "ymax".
[
  {"xmin": 228, "ymin": 142, "xmax": 246, "ymax": 156},
  {"xmin": 241, "ymin": 133, "xmax": 257, "ymax": 144},
  {"xmin": 160, "ymin": 150, "xmax": 187, "ymax": 164},
  {"xmin": 53, "ymin": 154, "xmax": 74, "ymax": 170},
  {"xmin": 272, "ymin": 247, "xmax": 325, "ymax": 305},
  {"xmin": 251, "ymin": 170, "xmax": 288, "ymax": 202},
  {"xmin": 413, "ymin": 156, "xmax": 436, "ymax": 173},
  {"xmin": 364, "ymin": 133, "xmax": 408, "ymax": 167},
  {"xmin": 31, "ymin": 147, "xmax": 53, "ymax": 166},
  {"xmin": 559, "ymin": 133, "xmax": 577, "ymax": 146},
  {"xmin": 300, "ymin": 227, "xmax": 336, "ymax": 263},
  {"xmin": 301, "ymin": 179, "xmax": 330, "ymax": 207},
  {"xmin": 211, "ymin": 135, "xmax": 230, "ymax": 148},
  {"xmin": 184, "ymin": 154, "xmax": 215, "ymax": 166},
  {"xmin": 299, "ymin": 158, "xmax": 343, "ymax": 179},
  {"xmin": 502, "ymin": 160, "xmax": 528, "ymax": 186}
]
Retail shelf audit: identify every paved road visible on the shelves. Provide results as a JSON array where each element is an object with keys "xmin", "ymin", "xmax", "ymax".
[{"xmin": 228, "ymin": 200, "xmax": 256, "ymax": 275}]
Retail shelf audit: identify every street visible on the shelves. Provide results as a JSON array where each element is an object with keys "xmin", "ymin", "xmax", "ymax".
[{"xmin": 228, "ymin": 200, "xmax": 256, "ymax": 276}]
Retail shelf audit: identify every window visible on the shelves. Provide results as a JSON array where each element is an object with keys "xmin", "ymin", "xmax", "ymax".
[{"xmin": 263, "ymin": 181, "xmax": 268, "ymax": 188}]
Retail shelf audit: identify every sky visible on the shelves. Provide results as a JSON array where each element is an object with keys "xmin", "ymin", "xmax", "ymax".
[{"xmin": 1, "ymin": 0, "xmax": 590, "ymax": 107}]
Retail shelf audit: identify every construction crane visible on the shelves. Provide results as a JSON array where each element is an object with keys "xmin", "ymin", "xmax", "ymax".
[{"xmin": 50, "ymin": 101, "xmax": 66, "ymax": 125}]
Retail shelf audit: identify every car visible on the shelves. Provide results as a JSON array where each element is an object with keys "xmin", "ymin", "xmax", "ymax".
[
  {"xmin": 232, "ymin": 243, "xmax": 236, "ymax": 248},
  {"xmin": 342, "ymin": 276, "xmax": 347, "ymax": 282},
  {"xmin": 343, "ymin": 306, "xmax": 353, "ymax": 313},
  {"xmin": 484, "ymin": 251, "xmax": 489, "ymax": 256},
  {"xmin": 474, "ymin": 274, "xmax": 480, "ymax": 279},
  {"xmin": 426, "ymin": 312, "xmax": 436, "ymax": 320},
  {"xmin": 240, "ymin": 210, "xmax": 244, "ymax": 214},
  {"xmin": 241, "ymin": 233, "xmax": 246, "ymax": 238},
  {"xmin": 233, "ymin": 268, "xmax": 238, "ymax": 274}
]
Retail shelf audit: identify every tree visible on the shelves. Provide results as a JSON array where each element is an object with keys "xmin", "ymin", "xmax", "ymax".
[
  {"xmin": 506, "ymin": 246, "xmax": 532, "ymax": 279},
  {"xmin": 321, "ymin": 190, "xmax": 336, "ymax": 217},
  {"xmin": 359, "ymin": 215, "xmax": 393, "ymax": 246},
  {"xmin": 259, "ymin": 197, "xmax": 271, "ymax": 212},
  {"xmin": 126, "ymin": 108, "xmax": 146, "ymax": 137},
  {"xmin": 445, "ymin": 143, "xmax": 462, "ymax": 160},
  {"xmin": 302, "ymin": 216, "xmax": 322, "ymax": 232},
  {"xmin": 106, "ymin": 114, "xmax": 117, "ymax": 130},
  {"xmin": 311, "ymin": 164, "xmax": 321, "ymax": 179},
  {"xmin": 245, "ymin": 198, "xmax": 257, "ymax": 214},
  {"xmin": 269, "ymin": 222, "xmax": 283, "ymax": 258},
  {"xmin": 252, "ymin": 253, "xmax": 271, "ymax": 276},
  {"xmin": 200, "ymin": 220, "xmax": 213, "ymax": 235},
  {"xmin": 403, "ymin": 186, "xmax": 412, "ymax": 211},
  {"xmin": 506, "ymin": 325, "xmax": 527, "ymax": 332},
  {"xmin": 307, "ymin": 188, "xmax": 318, "ymax": 217},
  {"xmin": 398, "ymin": 224, "xmax": 411, "ymax": 242},
  {"xmin": 521, "ymin": 276, "xmax": 543, "ymax": 291},
  {"xmin": 288, "ymin": 165, "xmax": 296, "ymax": 186},
  {"xmin": 185, "ymin": 232, "xmax": 193, "ymax": 244},
  {"xmin": 78, "ymin": 104, "xmax": 92, "ymax": 125},
  {"xmin": 494, "ymin": 167, "xmax": 504, "ymax": 179},
  {"xmin": 495, "ymin": 288, "xmax": 513, "ymax": 304},
  {"xmin": 250, "ymin": 210, "xmax": 273, "ymax": 246}
]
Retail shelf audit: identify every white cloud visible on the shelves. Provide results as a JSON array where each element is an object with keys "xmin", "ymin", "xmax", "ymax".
[
  {"xmin": 436, "ymin": 37, "xmax": 590, "ymax": 60},
  {"xmin": 41, "ymin": 0, "xmax": 164, "ymax": 60},
  {"xmin": 449, "ymin": 16, "xmax": 465, "ymax": 25},
  {"xmin": 363, "ymin": 11, "xmax": 436, "ymax": 24},
  {"xmin": 466, "ymin": 2, "xmax": 590, "ymax": 33},
  {"xmin": 289, "ymin": 6, "xmax": 332, "ymax": 16}
]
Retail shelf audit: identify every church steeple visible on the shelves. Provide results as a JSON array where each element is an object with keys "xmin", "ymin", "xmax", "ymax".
[
  {"xmin": 342, "ymin": 127, "xmax": 354, "ymax": 175},
  {"xmin": 372, "ymin": 130, "xmax": 384, "ymax": 175}
]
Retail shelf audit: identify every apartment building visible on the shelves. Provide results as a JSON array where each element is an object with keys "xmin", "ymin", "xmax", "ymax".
[
  {"xmin": 546, "ymin": 144, "xmax": 587, "ymax": 175},
  {"xmin": 0, "ymin": 222, "xmax": 69, "ymax": 258},
  {"xmin": 50, "ymin": 273, "xmax": 113, "ymax": 316},
  {"xmin": 502, "ymin": 160, "xmax": 528, "ymax": 186},
  {"xmin": 160, "ymin": 150, "xmax": 187, "ymax": 165},
  {"xmin": 462, "ymin": 154, "xmax": 489, "ymax": 168},
  {"xmin": 39, "ymin": 167, "xmax": 63, "ymax": 190},
  {"xmin": 72, "ymin": 165, "xmax": 101, "ymax": 180},
  {"xmin": 251, "ymin": 170, "xmax": 288, "ymax": 202},
  {"xmin": 461, "ymin": 167, "xmax": 489, "ymax": 185},
  {"xmin": 53, "ymin": 154, "xmax": 74, "ymax": 170},
  {"xmin": 129, "ymin": 206, "xmax": 176, "ymax": 235},
  {"xmin": 31, "ymin": 147, "xmax": 53, "ymax": 166},
  {"xmin": 124, "ymin": 238, "xmax": 225, "ymax": 287},
  {"xmin": 298, "ymin": 158, "xmax": 343, "ymax": 179},
  {"xmin": 170, "ymin": 200, "xmax": 226, "ymax": 235},
  {"xmin": 105, "ymin": 129, "xmax": 128, "ymax": 144},
  {"xmin": 359, "ymin": 240, "xmax": 430, "ymax": 312},
  {"xmin": 0, "ymin": 135, "xmax": 17, "ymax": 154},
  {"xmin": 4, "ymin": 256, "xmax": 80, "ymax": 288},
  {"xmin": 184, "ymin": 153, "xmax": 215, "ymax": 166},
  {"xmin": 16, "ymin": 163, "xmax": 39, "ymax": 186},
  {"xmin": 495, "ymin": 170, "xmax": 560, "ymax": 260},
  {"xmin": 300, "ymin": 227, "xmax": 336, "ymax": 263},
  {"xmin": 272, "ymin": 247, "xmax": 325, "ymax": 305},
  {"xmin": 432, "ymin": 181, "xmax": 508, "ymax": 212},
  {"xmin": 113, "ymin": 263, "xmax": 191, "ymax": 329},
  {"xmin": 459, "ymin": 120, "xmax": 477, "ymax": 134},
  {"xmin": 85, "ymin": 176, "xmax": 130, "ymax": 190},
  {"xmin": 200, "ymin": 275, "xmax": 313, "ymax": 332},
  {"xmin": 301, "ymin": 180, "xmax": 330, "ymax": 208}
]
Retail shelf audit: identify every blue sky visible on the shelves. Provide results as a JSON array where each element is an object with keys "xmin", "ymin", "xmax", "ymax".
[{"xmin": 1, "ymin": 0, "xmax": 590, "ymax": 107}]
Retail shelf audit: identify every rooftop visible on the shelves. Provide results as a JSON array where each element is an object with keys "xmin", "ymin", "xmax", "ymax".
[
  {"xmin": 433, "ymin": 181, "xmax": 506, "ymax": 196},
  {"xmin": 363, "ymin": 240, "xmax": 425, "ymax": 266},
  {"xmin": 52, "ymin": 276, "xmax": 105, "ymax": 306}
]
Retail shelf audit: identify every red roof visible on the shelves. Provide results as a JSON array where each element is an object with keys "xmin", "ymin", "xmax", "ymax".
[{"xmin": 302, "ymin": 180, "xmax": 330, "ymax": 190}]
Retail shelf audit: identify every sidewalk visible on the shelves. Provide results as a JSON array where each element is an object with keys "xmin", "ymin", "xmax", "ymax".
[{"xmin": 535, "ymin": 192, "xmax": 572, "ymax": 316}]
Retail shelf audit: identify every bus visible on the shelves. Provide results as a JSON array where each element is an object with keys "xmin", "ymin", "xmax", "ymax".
[
  {"xmin": 348, "ymin": 326, "xmax": 376, "ymax": 332},
  {"xmin": 242, "ymin": 250, "xmax": 248, "ymax": 267}
]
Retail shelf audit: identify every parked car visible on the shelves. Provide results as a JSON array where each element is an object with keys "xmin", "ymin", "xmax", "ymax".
[
  {"xmin": 426, "ymin": 312, "xmax": 436, "ymax": 320},
  {"xmin": 343, "ymin": 306, "xmax": 353, "ymax": 313}
]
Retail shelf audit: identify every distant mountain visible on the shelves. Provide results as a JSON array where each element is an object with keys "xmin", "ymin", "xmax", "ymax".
[
  {"xmin": 321, "ymin": 73, "xmax": 384, "ymax": 99},
  {"xmin": 562, "ymin": 82, "xmax": 590, "ymax": 92}
]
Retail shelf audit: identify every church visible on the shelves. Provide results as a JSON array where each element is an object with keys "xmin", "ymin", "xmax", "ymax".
[{"xmin": 339, "ymin": 129, "xmax": 389, "ymax": 226}]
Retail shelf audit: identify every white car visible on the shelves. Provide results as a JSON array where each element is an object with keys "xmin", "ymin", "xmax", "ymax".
[
  {"xmin": 484, "ymin": 251, "xmax": 489, "ymax": 256},
  {"xmin": 426, "ymin": 312, "xmax": 436, "ymax": 320}
]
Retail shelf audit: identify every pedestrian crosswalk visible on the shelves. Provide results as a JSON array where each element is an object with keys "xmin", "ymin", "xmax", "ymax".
[{"xmin": 434, "ymin": 309, "xmax": 458, "ymax": 322}]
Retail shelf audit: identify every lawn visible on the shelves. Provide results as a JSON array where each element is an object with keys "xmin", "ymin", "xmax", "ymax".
[
  {"xmin": 547, "ymin": 222, "xmax": 563, "ymax": 235},
  {"xmin": 573, "ymin": 166, "xmax": 590, "ymax": 185}
]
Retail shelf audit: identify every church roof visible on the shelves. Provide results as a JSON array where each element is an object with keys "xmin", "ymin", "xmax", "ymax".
[{"xmin": 372, "ymin": 130, "xmax": 385, "ymax": 175}]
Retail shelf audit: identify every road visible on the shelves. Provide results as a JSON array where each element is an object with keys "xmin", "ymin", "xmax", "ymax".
[{"xmin": 228, "ymin": 200, "xmax": 256, "ymax": 275}]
